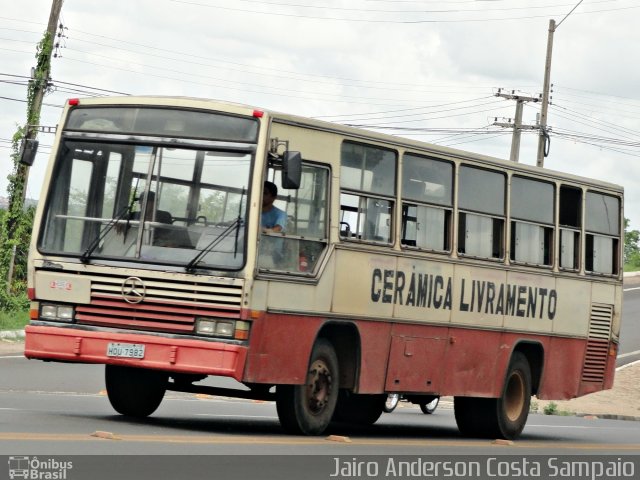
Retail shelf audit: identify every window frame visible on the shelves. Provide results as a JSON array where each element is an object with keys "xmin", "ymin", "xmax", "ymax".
[
  {"xmin": 258, "ymin": 161, "xmax": 331, "ymax": 275},
  {"xmin": 400, "ymin": 153, "xmax": 453, "ymax": 253},
  {"xmin": 457, "ymin": 165, "xmax": 506, "ymax": 261},
  {"xmin": 509, "ymin": 176, "xmax": 555, "ymax": 268},
  {"xmin": 584, "ymin": 190, "xmax": 621, "ymax": 276},
  {"xmin": 558, "ymin": 184, "xmax": 583, "ymax": 272},
  {"xmin": 339, "ymin": 140, "xmax": 398, "ymax": 245}
]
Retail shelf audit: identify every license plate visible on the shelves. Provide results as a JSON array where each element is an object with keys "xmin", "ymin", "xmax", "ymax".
[{"xmin": 106, "ymin": 342, "xmax": 145, "ymax": 359}]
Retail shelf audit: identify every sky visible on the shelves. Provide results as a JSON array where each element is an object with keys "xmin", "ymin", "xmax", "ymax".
[{"xmin": 1, "ymin": 0, "xmax": 639, "ymax": 228}]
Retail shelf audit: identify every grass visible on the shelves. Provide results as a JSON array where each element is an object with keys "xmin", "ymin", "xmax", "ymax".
[{"xmin": 0, "ymin": 309, "xmax": 29, "ymax": 331}]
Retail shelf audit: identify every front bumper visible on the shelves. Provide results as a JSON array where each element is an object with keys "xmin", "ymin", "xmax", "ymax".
[{"xmin": 24, "ymin": 324, "xmax": 248, "ymax": 381}]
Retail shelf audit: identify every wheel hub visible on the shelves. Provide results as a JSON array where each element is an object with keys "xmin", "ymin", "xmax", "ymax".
[
  {"xmin": 505, "ymin": 371, "xmax": 525, "ymax": 421},
  {"xmin": 306, "ymin": 359, "xmax": 332, "ymax": 414}
]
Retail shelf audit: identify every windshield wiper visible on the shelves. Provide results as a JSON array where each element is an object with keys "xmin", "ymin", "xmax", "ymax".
[
  {"xmin": 80, "ymin": 190, "xmax": 138, "ymax": 263},
  {"xmin": 185, "ymin": 217, "xmax": 243, "ymax": 273}
]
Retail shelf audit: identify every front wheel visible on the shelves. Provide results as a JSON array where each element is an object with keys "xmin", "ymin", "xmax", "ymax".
[
  {"xmin": 105, "ymin": 365, "xmax": 167, "ymax": 417},
  {"xmin": 276, "ymin": 339, "xmax": 339, "ymax": 435},
  {"xmin": 454, "ymin": 352, "xmax": 532, "ymax": 440}
]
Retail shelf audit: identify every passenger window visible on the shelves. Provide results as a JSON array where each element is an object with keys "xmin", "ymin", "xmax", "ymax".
[
  {"xmin": 457, "ymin": 166, "xmax": 505, "ymax": 259},
  {"xmin": 585, "ymin": 191, "xmax": 620, "ymax": 275},
  {"xmin": 401, "ymin": 154, "xmax": 452, "ymax": 252},
  {"xmin": 559, "ymin": 185, "xmax": 581, "ymax": 270},
  {"xmin": 339, "ymin": 142, "xmax": 396, "ymax": 243},
  {"xmin": 510, "ymin": 176, "xmax": 554, "ymax": 266}
]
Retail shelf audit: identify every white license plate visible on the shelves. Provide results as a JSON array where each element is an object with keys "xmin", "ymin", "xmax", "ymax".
[{"xmin": 106, "ymin": 342, "xmax": 145, "ymax": 359}]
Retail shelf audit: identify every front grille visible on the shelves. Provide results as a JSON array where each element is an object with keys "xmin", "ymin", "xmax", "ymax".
[
  {"xmin": 581, "ymin": 303, "xmax": 613, "ymax": 383},
  {"xmin": 75, "ymin": 273, "xmax": 243, "ymax": 334}
]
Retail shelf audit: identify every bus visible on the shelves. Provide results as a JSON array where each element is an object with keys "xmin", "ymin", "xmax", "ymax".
[{"xmin": 23, "ymin": 96, "xmax": 623, "ymax": 440}]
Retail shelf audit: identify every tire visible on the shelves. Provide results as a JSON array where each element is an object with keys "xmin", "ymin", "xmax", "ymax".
[
  {"xmin": 332, "ymin": 391, "xmax": 385, "ymax": 425},
  {"xmin": 276, "ymin": 339, "xmax": 339, "ymax": 435},
  {"xmin": 419, "ymin": 397, "xmax": 439, "ymax": 414},
  {"xmin": 383, "ymin": 393, "xmax": 400, "ymax": 413},
  {"xmin": 454, "ymin": 352, "xmax": 532, "ymax": 440},
  {"xmin": 105, "ymin": 365, "xmax": 167, "ymax": 417}
]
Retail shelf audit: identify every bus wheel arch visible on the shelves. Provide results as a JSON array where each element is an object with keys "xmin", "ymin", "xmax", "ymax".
[
  {"xmin": 317, "ymin": 322, "xmax": 360, "ymax": 390},
  {"xmin": 513, "ymin": 341, "xmax": 544, "ymax": 396}
]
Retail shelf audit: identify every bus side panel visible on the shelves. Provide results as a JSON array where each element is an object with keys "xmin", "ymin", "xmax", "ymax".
[
  {"xmin": 536, "ymin": 336, "xmax": 585, "ymax": 399},
  {"xmin": 384, "ymin": 323, "xmax": 449, "ymax": 393},
  {"xmin": 352, "ymin": 320, "xmax": 394, "ymax": 393},
  {"xmin": 438, "ymin": 327, "xmax": 504, "ymax": 397},
  {"xmin": 243, "ymin": 313, "xmax": 323, "ymax": 384}
]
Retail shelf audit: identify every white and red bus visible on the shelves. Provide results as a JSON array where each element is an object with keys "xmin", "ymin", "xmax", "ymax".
[{"xmin": 24, "ymin": 96, "xmax": 623, "ymax": 439}]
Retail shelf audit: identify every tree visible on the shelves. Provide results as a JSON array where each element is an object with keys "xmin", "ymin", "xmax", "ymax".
[
  {"xmin": 624, "ymin": 218, "xmax": 640, "ymax": 271},
  {"xmin": 0, "ymin": 27, "xmax": 55, "ymax": 307}
]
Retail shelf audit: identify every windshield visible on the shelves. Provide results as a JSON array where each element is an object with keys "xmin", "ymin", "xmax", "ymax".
[{"xmin": 39, "ymin": 139, "xmax": 252, "ymax": 270}]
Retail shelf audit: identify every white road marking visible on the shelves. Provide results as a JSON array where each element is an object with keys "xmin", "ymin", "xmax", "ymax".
[
  {"xmin": 617, "ymin": 350, "xmax": 640, "ymax": 359},
  {"xmin": 195, "ymin": 413, "xmax": 278, "ymax": 419}
]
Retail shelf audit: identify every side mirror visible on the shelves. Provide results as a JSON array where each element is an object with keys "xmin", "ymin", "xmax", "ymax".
[
  {"xmin": 281, "ymin": 151, "xmax": 301, "ymax": 189},
  {"xmin": 19, "ymin": 138, "xmax": 39, "ymax": 166}
]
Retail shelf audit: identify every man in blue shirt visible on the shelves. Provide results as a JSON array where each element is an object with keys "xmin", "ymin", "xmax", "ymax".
[{"xmin": 261, "ymin": 181, "xmax": 287, "ymax": 233}]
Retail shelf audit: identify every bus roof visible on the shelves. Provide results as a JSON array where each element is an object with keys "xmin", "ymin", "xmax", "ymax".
[{"xmin": 66, "ymin": 95, "xmax": 623, "ymax": 194}]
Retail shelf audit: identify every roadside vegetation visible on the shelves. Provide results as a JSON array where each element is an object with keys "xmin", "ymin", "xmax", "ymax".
[
  {"xmin": 624, "ymin": 219, "xmax": 640, "ymax": 272},
  {"xmin": 0, "ymin": 205, "xmax": 33, "ymax": 331}
]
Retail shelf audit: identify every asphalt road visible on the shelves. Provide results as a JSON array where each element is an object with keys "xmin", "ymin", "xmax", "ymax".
[
  {"xmin": 1, "ymin": 356, "xmax": 639, "ymax": 456},
  {"xmin": 619, "ymin": 283, "xmax": 640, "ymax": 365}
]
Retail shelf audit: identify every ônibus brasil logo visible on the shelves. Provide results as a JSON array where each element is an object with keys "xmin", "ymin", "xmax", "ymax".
[{"xmin": 8, "ymin": 456, "xmax": 73, "ymax": 479}]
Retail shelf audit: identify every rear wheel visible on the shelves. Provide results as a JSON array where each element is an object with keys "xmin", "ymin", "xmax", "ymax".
[
  {"xmin": 276, "ymin": 339, "xmax": 339, "ymax": 435},
  {"xmin": 105, "ymin": 365, "xmax": 167, "ymax": 417},
  {"xmin": 454, "ymin": 352, "xmax": 532, "ymax": 440},
  {"xmin": 333, "ymin": 391, "xmax": 385, "ymax": 425}
]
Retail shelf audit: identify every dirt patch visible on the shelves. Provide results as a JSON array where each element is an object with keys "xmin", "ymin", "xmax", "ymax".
[
  {"xmin": 0, "ymin": 339, "xmax": 24, "ymax": 356},
  {"xmin": 533, "ymin": 362, "xmax": 640, "ymax": 419}
]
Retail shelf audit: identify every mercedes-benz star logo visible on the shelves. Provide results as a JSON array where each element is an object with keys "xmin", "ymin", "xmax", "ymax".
[{"xmin": 121, "ymin": 277, "xmax": 146, "ymax": 304}]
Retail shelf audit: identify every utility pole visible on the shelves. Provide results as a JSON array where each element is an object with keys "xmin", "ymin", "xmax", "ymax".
[
  {"xmin": 536, "ymin": 19, "xmax": 556, "ymax": 168},
  {"xmin": 5, "ymin": 0, "xmax": 64, "ymax": 291},
  {"xmin": 494, "ymin": 89, "xmax": 539, "ymax": 162},
  {"xmin": 18, "ymin": 0, "xmax": 64, "ymax": 201}
]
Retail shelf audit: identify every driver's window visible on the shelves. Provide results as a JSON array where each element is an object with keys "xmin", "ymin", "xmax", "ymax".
[{"xmin": 258, "ymin": 163, "xmax": 330, "ymax": 274}]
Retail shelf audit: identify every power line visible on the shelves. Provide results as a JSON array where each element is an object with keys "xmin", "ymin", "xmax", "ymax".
[
  {"xmin": 65, "ymin": 31, "xmax": 496, "ymax": 94},
  {"xmin": 556, "ymin": 0, "xmax": 584, "ymax": 29},
  {"xmin": 60, "ymin": 53, "xmax": 490, "ymax": 107},
  {"xmin": 168, "ymin": 0, "xmax": 640, "ymax": 24},
  {"xmin": 0, "ymin": 95, "xmax": 63, "ymax": 108},
  {"xmin": 344, "ymin": 100, "xmax": 512, "ymax": 126},
  {"xmin": 321, "ymin": 96, "xmax": 500, "ymax": 122},
  {"xmin": 189, "ymin": 0, "xmax": 610, "ymax": 15},
  {"xmin": 554, "ymin": 84, "xmax": 640, "ymax": 104},
  {"xmin": 549, "ymin": 104, "xmax": 640, "ymax": 139}
]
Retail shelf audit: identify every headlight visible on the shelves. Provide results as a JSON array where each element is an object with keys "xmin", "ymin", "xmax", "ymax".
[
  {"xmin": 214, "ymin": 321, "xmax": 234, "ymax": 337},
  {"xmin": 196, "ymin": 318, "xmax": 233, "ymax": 338},
  {"xmin": 195, "ymin": 319, "xmax": 216, "ymax": 335},
  {"xmin": 195, "ymin": 318, "xmax": 250, "ymax": 340},
  {"xmin": 40, "ymin": 303, "xmax": 75, "ymax": 323},
  {"xmin": 41, "ymin": 305, "xmax": 58, "ymax": 319}
]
